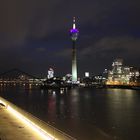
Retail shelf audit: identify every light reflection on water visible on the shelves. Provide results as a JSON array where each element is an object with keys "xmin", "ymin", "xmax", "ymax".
[{"xmin": 0, "ymin": 86, "xmax": 140, "ymax": 140}]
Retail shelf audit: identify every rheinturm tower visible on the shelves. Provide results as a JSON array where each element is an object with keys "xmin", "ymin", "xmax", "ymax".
[{"xmin": 70, "ymin": 17, "xmax": 79, "ymax": 83}]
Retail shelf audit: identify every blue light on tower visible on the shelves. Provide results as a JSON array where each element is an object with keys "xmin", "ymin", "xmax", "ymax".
[
  {"xmin": 70, "ymin": 17, "xmax": 79, "ymax": 83},
  {"xmin": 70, "ymin": 17, "xmax": 79, "ymax": 41}
]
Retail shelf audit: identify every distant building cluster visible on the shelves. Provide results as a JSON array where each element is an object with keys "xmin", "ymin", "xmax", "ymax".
[
  {"xmin": 106, "ymin": 59, "xmax": 140, "ymax": 86},
  {"xmin": 0, "ymin": 59, "xmax": 140, "ymax": 88}
]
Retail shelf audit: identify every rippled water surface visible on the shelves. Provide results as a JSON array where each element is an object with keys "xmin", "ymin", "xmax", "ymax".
[{"xmin": 0, "ymin": 86, "xmax": 140, "ymax": 140}]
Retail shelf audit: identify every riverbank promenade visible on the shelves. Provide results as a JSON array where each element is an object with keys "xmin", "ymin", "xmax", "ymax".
[
  {"xmin": 0, "ymin": 97, "xmax": 76, "ymax": 140},
  {"xmin": 0, "ymin": 105, "xmax": 46, "ymax": 140}
]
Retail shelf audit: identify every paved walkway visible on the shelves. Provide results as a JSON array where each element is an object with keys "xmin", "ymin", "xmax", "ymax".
[
  {"xmin": 0, "ymin": 105, "xmax": 46, "ymax": 140},
  {"xmin": 0, "ymin": 97, "xmax": 76, "ymax": 140}
]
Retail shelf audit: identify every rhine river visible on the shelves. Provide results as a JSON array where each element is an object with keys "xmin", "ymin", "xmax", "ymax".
[{"xmin": 0, "ymin": 86, "xmax": 140, "ymax": 140}]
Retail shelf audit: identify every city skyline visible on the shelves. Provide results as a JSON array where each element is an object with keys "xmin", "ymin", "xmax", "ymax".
[{"xmin": 0, "ymin": 0, "xmax": 140, "ymax": 77}]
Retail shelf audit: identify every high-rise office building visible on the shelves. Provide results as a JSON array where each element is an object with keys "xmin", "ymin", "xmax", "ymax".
[{"xmin": 107, "ymin": 59, "xmax": 140, "ymax": 85}]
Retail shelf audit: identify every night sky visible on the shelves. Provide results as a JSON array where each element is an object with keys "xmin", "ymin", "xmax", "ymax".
[{"xmin": 0, "ymin": 0, "xmax": 140, "ymax": 77}]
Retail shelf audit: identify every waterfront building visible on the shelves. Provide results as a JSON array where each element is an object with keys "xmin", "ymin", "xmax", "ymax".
[
  {"xmin": 129, "ymin": 67, "xmax": 140, "ymax": 85},
  {"xmin": 65, "ymin": 74, "xmax": 72, "ymax": 83},
  {"xmin": 70, "ymin": 17, "xmax": 79, "ymax": 83},
  {"xmin": 107, "ymin": 59, "xmax": 123, "ymax": 84},
  {"xmin": 47, "ymin": 68, "xmax": 54, "ymax": 79},
  {"xmin": 107, "ymin": 59, "xmax": 140, "ymax": 86},
  {"xmin": 85, "ymin": 72, "xmax": 89, "ymax": 77}
]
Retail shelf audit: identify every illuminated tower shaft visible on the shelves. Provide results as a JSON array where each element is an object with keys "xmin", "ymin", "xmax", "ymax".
[
  {"xmin": 72, "ymin": 40, "xmax": 77, "ymax": 82},
  {"xmin": 70, "ymin": 17, "xmax": 79, "ymax": 82}
]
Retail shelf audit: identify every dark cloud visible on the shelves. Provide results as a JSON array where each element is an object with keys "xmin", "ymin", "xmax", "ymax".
[
  {"xmin": 77, "ymin": 36, "xmax": 140, "ymax": 74},
  {"xmin": 0, "ymin": 0, "xmax": 140, "ymax": 76}
]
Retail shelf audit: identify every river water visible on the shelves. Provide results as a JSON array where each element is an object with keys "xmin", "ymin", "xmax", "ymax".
[{"xmin": 0, "ymin": 86, "xmax": 140, "ymax": 140}]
